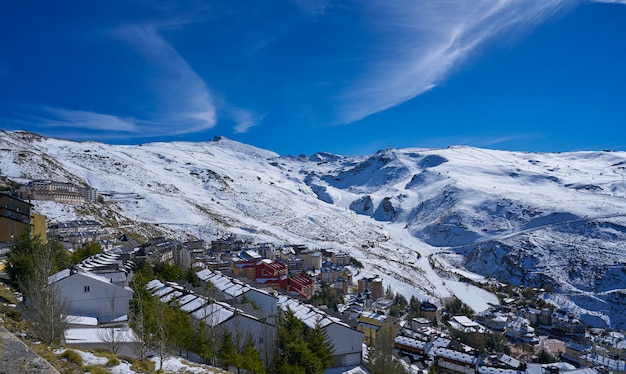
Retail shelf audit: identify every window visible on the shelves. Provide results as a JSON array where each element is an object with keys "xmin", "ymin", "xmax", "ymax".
[{"xmin": 84, "ymin": 285, "xmax": 90, "ymax": 293}]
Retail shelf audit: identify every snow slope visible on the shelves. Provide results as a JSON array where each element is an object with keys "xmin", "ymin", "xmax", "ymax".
[{"xmin": 2, "ymin": 130, "xmax": 626, "ymax": 329}]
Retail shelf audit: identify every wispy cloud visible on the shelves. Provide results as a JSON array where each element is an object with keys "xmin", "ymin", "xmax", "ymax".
[
  {"xmin": 39, "ymin": 107, "xmax": 142, "ymax": 133},
  {"xmin": 7, "ymin": 18, "xmax": 221, "ymax": 140},
  {"xmin": 1, "ymin": 105, "xmax": 144, "ymax": 138},
  {"xmin": 591, "ymin": 0, "xmax": 626, "ymax": 4},
  {"xmin": 112, "ymin": 24, "xmax": 217, "ymax": 135},
  {"xmin": 230, "ymin": 108, "xmax": 264, "ymax": 134},
  {"xmin": 291, "ymin": 0, "xmax": 331, "ymax": 16},
  {"xmin": 425, "ymin": 132, "xmax": 548, "ymax": 151},
  {"xmin": 336, "ymin": 0, "xmax": 573, "ymax": 124}
]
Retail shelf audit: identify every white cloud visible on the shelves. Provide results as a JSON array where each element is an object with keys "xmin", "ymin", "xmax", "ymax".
[
  {"xmin": 591, "ymin": 0, "xmax": 626, "ymax": 4},
  {"xmin": 231, "ymin": 108, "xmax": 264, "ymax": 134},
  {"xmin": 11, "ymin": 20, "xmax": 220, "ymax": 140},
  {"xmin": 336, "ymin": 0, "xmax": 572, "ymax": 124},
  {"xmin": 41, "ymin": 107, "xmax": 142, "ymax": 133},
  {"xmin": 114, "ymin": 24, "xmax": 217, "ymax": 134}
]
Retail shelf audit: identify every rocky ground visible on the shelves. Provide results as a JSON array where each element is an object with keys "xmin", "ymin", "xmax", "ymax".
[{"xmin": 0, "ymin": 326, "xmax": 59, "ymax": 374}]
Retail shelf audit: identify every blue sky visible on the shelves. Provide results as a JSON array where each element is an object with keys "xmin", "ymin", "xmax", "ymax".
[{"xmin": 1, "ymin": 1, "xmax": 625, "ymax": 156}]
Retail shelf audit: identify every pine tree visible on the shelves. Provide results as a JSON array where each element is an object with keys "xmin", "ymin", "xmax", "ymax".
[
  {"xmin": 240, "ymin": 336, "xmax": 266, "ymax": 374},
  {"xmin": 218, "ymin": 330, "xmax": 240, "ymax": 370},
  {"xmin": 7, "ymin": 230, "xmax": 68, "ymax": 289},
  {"xmin": 192, "ymin": 320, "xmax": 215, "ymax": 365},
  {"xmin": 366, "ymin": 323, "xmax": 408, "ymax": 374},
  {"xmin": 274, "ymin": 309, "xmax": 334, "ymax": 374},
  {"xmin": 306, "ymin": 319, "xmax": 335, "ymax": 370}
]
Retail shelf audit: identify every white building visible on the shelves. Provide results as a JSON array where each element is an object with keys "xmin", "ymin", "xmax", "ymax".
[
  {"xmin": 50, "ymin": 269, "xmax": 133, "ymax": 323},
  {"xmin": 196, "ymin": 268, "xmax": 279, "ymax": 323},
  {"xmin": 195, "ymin": 267, "xmax": 364, "ymax": 368},
  {"xmin": 147, "ymin": 278, "xmax": 276, "ymax": 366},
  {"xmin": 435, "ymin": 347, "xmax": 477, "ymax": 374},
  {"xmin": 278, "ymin": 295, "xmax": 363, "ymax": 367}
]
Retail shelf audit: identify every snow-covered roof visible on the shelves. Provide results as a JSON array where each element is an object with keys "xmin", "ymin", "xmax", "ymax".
[
  {"xmin": 581, "ymin": 353, "xmax": 626, "ymax": 370},
  {"xmin": 395, "ymin": 336, "xmax": 428, "ymax": 350},
  {"xmin": 146, "ymin": 279, "xmax": 166, "ymax": 291},
  {"xmin": 196, "ymin": 269, "xmax": 257, "ymax": 298},
  {"xmin": 277, "ymin": 295, "xmax": 345, "ymax": 329},
  {"xmin": 359, "ymin": 311, "xmax": 387, "ymax": 324},
  {"xmin": 477, "ymin": 367, "xmax": 517, "ymax": 374},
  {"xmin": 154, "ymin": 286, "xmax": 176, "ymax": 298},
  {"xmin": 435, "ymin": 348, "xmax": 477, "ymax": 364},
  {"xmin": 179, "ymin": 297, "xmax": 207, "ymax": 313},
  {"xmin": 452, "ymin": 315, "xmax": 480, "ymax": 327},
  {"xmin": 175, "ymin": 293, "xmax": 198, "ymax": 306},
  {"xmin": 64, "ymin": 327, "xmax": 137, "ymax": 344},
  {"xmin": 191, "ymin": 302, "xmax": 235, "ymax": 326},
  {"xmin": 160, "ymin": 291, "xmax": 183, "ymax": 303},
  {"xmin": 67, "ymin": 315, "xmax": 99, "ymax": 326},
  {"xmin": 498, "ymin": 354, "xmax": 520, "ymax": 368},
  {"xmin": 48, "ymin": 268, "xmax": 71, "ymax": 284}
]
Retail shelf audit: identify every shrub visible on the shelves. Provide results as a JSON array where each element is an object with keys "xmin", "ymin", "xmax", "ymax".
[
  {"xmin": 130, "ymin": 359, "xmax": 156, "ymax": 373},
  {"xmin": 84, "ymin": 365, "xmax": 111, "ymax": 374},
  {"xmin": 0, "ymin": 303, "xmax": 23, "ymax": 321},
  {"xmin": 106, "ymin": 357, "xmax": 120, "ymax": 367},
  {"xmin": 105, "ymin": 357, "xmax": 120, "ymax": 368},
  {"xmin": 60, "ymin": 349, "xmax": 83, "ymax": 366}
]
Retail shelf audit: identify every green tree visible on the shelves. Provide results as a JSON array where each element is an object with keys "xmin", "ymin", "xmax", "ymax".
[
  {"xmin": 186, "ymin": 267, "xmax": 200, "ymax": 287},
  {"xmin": 6, "ymin": 229, "xmax": 38, "ymax": 284},
  {"xmin": 165, "ymin": 302, "xmax": 194, "ymax": 357},
  {"xmin": 365, "ymin": 323, "xmax": 408, "ymax": 374},
  {"xmin": 311, "ymin": 282, "xmax": 342, "ymax": 308},
  {"xmin": 395, "ymin": 293, "xmax": 408, "ymax": 309},
  {"xmin": 192, "ymin": 320, "xmax": 216, "ymax": 365},
  {"xmin": 240, "ymin": 337, "xmax": 266, "ymax": 374},
  {"xmin": 408, "ymin": 295, "xmax": 421, "ymax": 318},
  {"xmin": 70, "ymin": 241, "xmax": 102, "ymax": 264},
  {"xmin": 537, "ymin": 348, "xmax": 556, "ymax": 364},
  {"xmin": 274, "ymin": 309, "xmax": 334, "ymax": 374},
  {"xmin": 385, "ymin": 284, "xmax": 394, "ymax": 299},
  {"xmin": 7, "ymin": 230, "xmax": 68, "ymax": 289},
  {"xmin": 218, "ymin": 330, "xmax": 240, "ymax": 370},
  {"xmin": 306, "ymin": 319, "xmax": 335, "ymax": 370},
  {"xmin": 153, "ymin": 262, "xmax": 184, "ymax": 281},
  {"xmin": 444, "ymin": 296, "xmax": 474, "ymax": 317}
]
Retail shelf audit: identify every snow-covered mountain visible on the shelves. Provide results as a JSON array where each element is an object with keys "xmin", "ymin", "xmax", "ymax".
[{"xmin": 2, "ymin": 130, "xmax": 626, "ymax": 329}]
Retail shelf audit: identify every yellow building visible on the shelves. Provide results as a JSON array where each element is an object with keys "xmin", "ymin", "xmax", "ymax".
[
  {"xmin": 31, "ymin": 213, "xmax": 47, "ymax": 243},
  {"xmin": 357, "ymin": 311, "xmax": 390, "ymax": 345}
]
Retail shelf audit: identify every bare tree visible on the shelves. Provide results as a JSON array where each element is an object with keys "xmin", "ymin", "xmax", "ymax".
[
  {"xmin": 21, "ymin": 240, "xmax": 70, "ymax": 345},
  {"xmin": 152, "ymin": 300, "xmax": 171, "ymax": 371},
  {"xmin": 98, "ymin": 287, "xmax": 125, "ymax": 355},
  {"xmin": 130, "ymin": 287, "xmax": 150, "ymax": 361}
]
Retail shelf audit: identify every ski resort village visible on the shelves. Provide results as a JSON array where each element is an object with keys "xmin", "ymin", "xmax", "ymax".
[
  {"xmin": 1, "ymin": 132, "xmax": 626, "ymax": 373},
  {"xmin": 1, "ymin": 179, "xmax": 625, "ymax": 374}
]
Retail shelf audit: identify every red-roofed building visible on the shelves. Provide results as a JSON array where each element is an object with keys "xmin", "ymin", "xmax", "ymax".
[
  {"xmin": 255, "ymin": 259, "xmax": 288, "ymax": 288},
  {"xmin": 288, "ymin": 274, "xmax": 315, "ymax": 299}
]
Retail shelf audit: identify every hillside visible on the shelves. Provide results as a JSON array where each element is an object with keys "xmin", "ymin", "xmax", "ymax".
[{"xmin": 2, "ymin": 130, "xmax": 626, "ymax": 329}]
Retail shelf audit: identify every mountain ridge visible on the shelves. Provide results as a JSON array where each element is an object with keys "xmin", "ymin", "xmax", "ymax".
[{"xmin": 2, "ymin": 130, "xmax": 626, "ymax": 329}]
